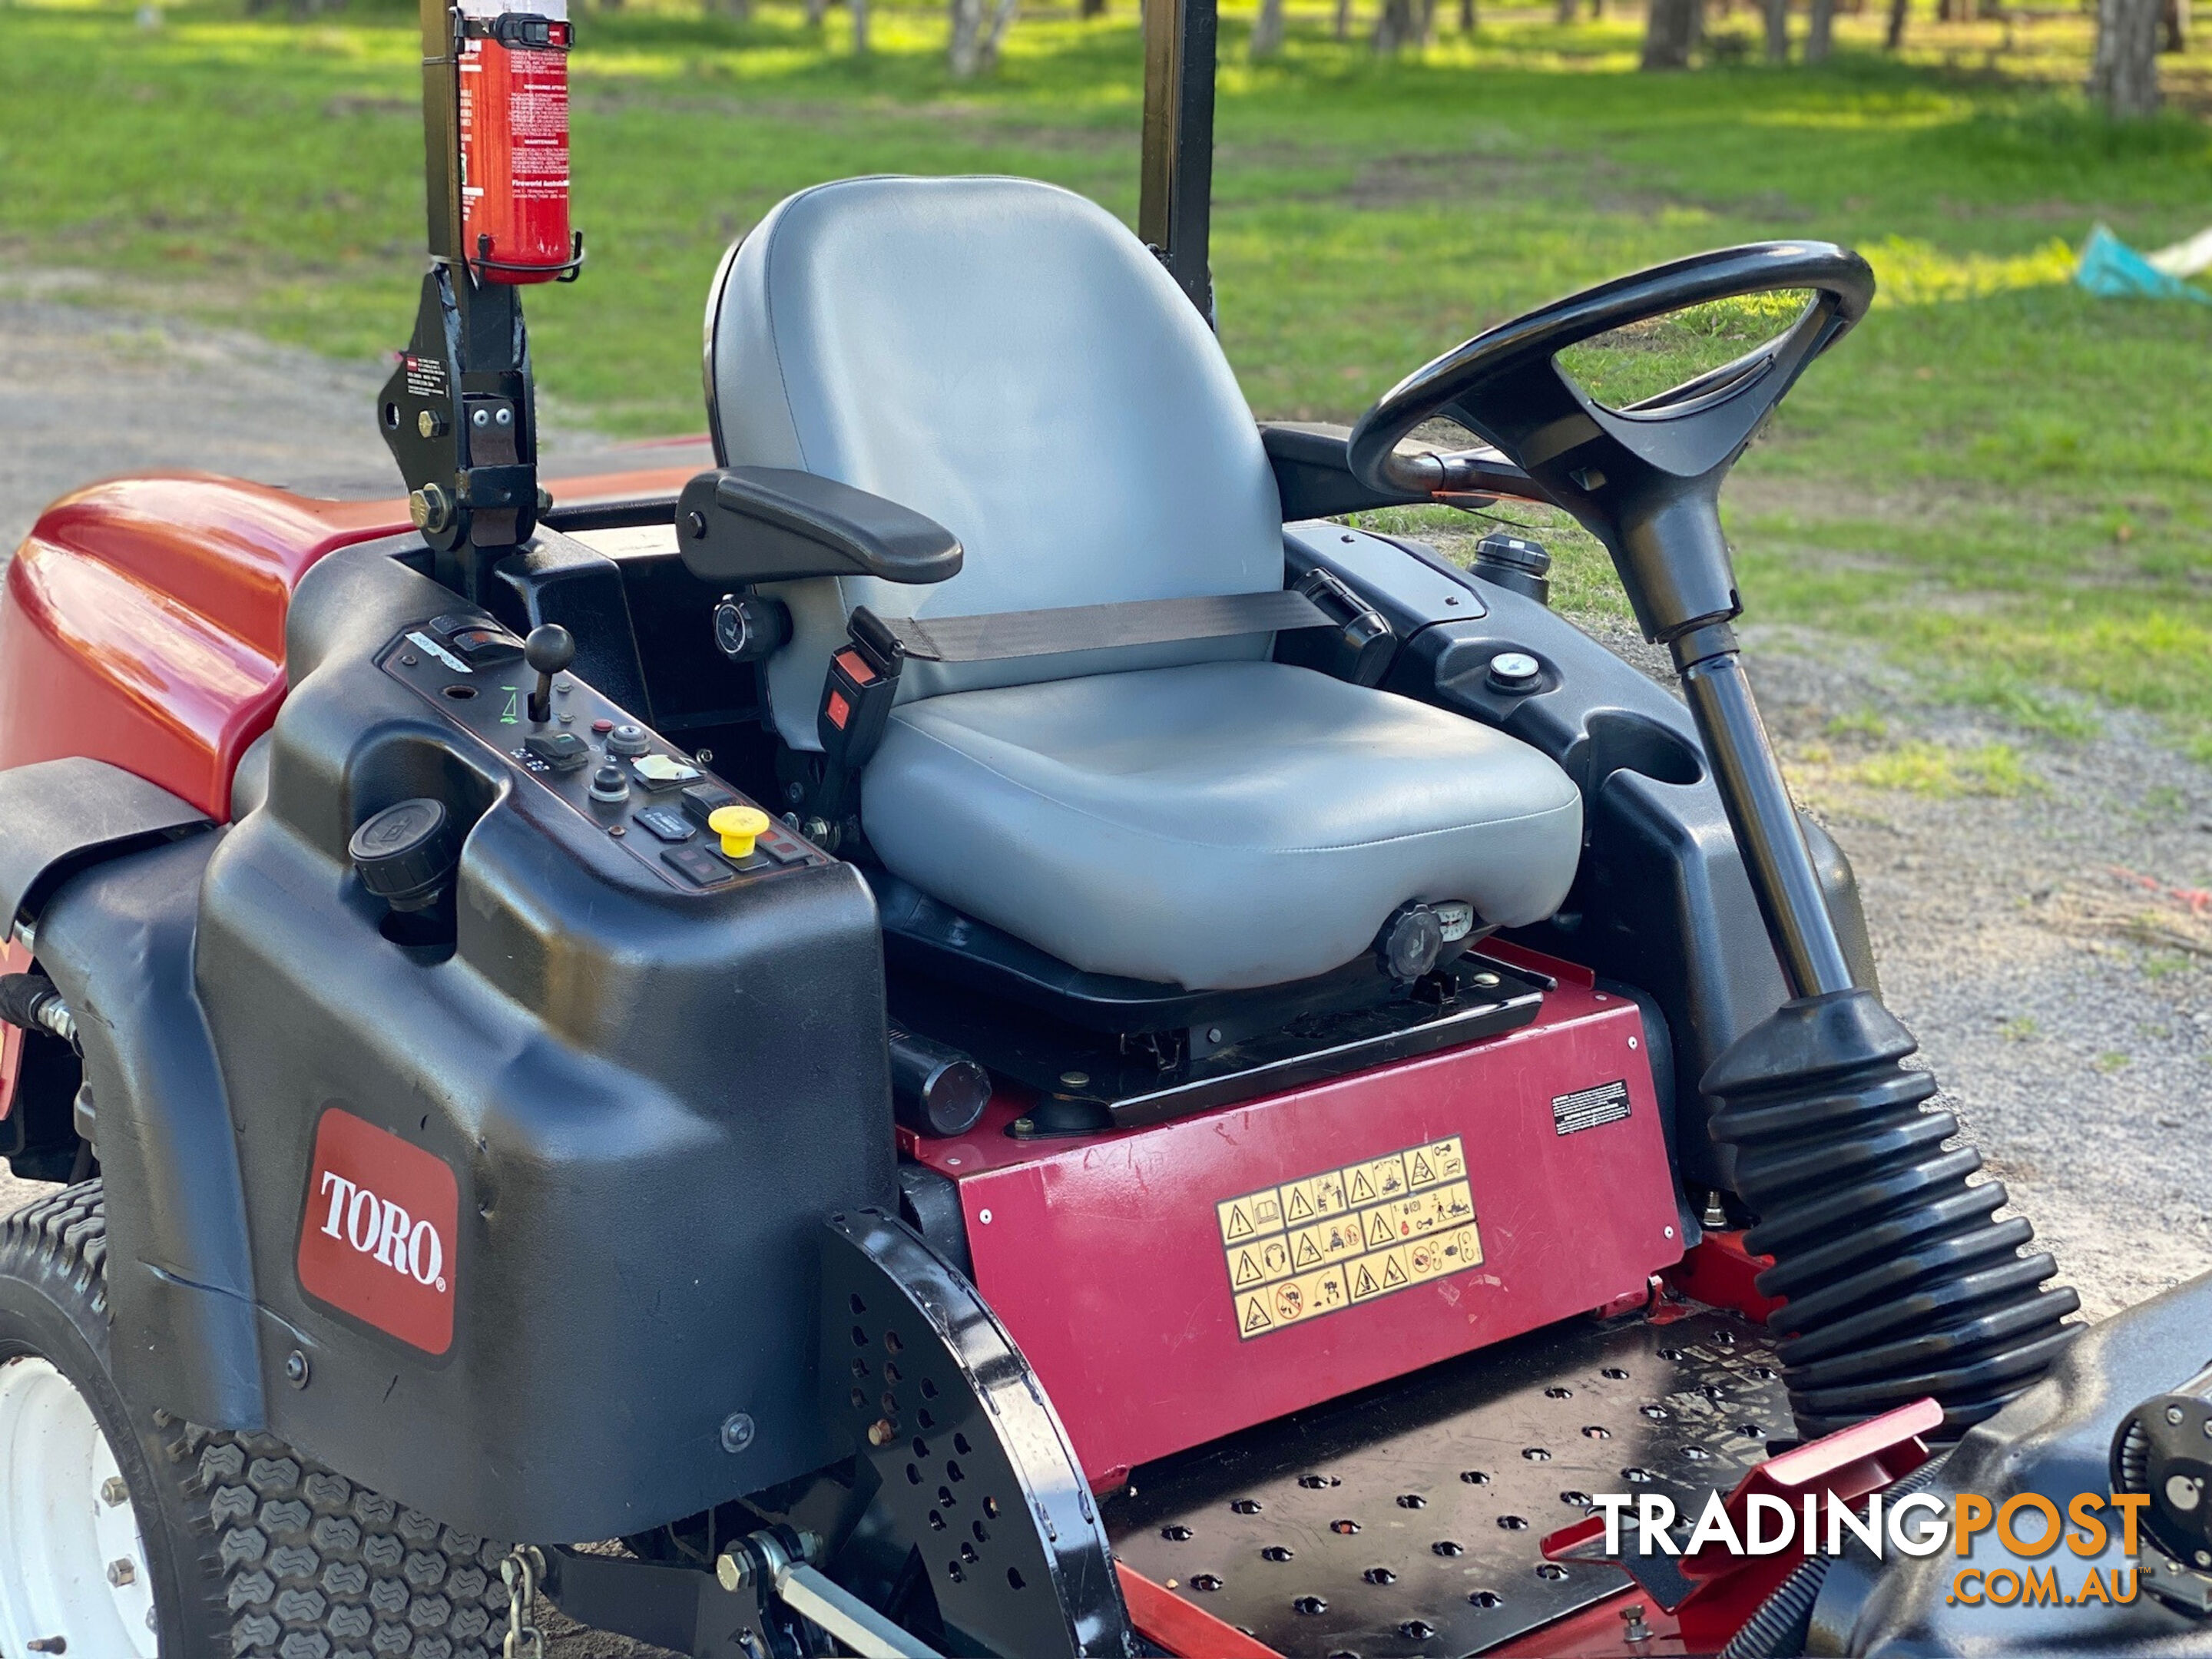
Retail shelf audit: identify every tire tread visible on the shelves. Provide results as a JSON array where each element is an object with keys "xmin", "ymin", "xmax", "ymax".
[{"xmin": 2, "ymin": 1182, "xmax": 509, "ymax": 1659}]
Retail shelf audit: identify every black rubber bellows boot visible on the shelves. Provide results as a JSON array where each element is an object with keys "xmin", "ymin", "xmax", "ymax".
[{"xmin": 1704, "ymin": 988, "xmax": 2080, "ymax": 1440}]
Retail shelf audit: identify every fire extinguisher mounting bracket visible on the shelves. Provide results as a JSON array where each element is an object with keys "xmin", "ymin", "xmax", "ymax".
[
  {"xmin": 472, "ymin": 230, "xmax": 587, "ymax": 285},
  {"xmin": 380, "ymin": 0, "xmax": 583, "ymax": 598},
  {"xmin": 460, "ymin": 11, "xmax": 572, "ymax": 47}
]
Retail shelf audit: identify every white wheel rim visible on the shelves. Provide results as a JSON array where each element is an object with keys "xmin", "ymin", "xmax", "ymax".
[{"xmin": 0, "ymin": 1355, "xmax": 161, "ymax": 1657}]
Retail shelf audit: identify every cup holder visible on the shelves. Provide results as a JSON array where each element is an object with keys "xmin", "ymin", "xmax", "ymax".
[{"xmin": 1582, "ymin": 710, "xmax": 1703, "ymax": 790}]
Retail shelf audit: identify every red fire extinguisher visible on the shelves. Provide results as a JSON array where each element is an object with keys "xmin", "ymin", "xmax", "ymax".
[{"xmin": 456, "ymin": 0, "xmax": 580, "ymax": 283}]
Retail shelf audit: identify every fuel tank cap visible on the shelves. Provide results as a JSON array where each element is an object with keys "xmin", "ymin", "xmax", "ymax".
[{"xmin": 349, "ymin": 798, "xmax": 458, "ymax": 912}]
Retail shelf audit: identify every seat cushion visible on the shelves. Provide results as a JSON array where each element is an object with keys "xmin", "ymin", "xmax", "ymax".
[{"xmin": 861, "ymin": 661, "xmax": 1584, "ymax": 991}]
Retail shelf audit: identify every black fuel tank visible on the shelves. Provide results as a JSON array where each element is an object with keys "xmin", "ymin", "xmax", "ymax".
[{"xmin": 194, "ymin": 539, "xmax": 894, "ymax": 1543}]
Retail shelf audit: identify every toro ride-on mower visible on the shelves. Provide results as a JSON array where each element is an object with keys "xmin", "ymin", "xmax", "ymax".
[{"xmin": 2, "ymin": 0, "xmax": 2210, "ymax": 1653}]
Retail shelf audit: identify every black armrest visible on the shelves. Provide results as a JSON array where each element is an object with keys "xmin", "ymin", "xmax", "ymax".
[
  {"xmin": 674, "ymin": 466, "xmax": 964, "ymax": 587},
  {"xmin": 1259, "ymin": 422, "xmax": 1544, "ymax": 520}
]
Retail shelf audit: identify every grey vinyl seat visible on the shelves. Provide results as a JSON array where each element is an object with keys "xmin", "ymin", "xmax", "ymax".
[{"xmin": 707, "ymin": 174, "xmax": 1583, "ymax": 991}]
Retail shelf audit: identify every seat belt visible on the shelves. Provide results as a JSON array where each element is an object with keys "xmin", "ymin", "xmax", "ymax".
[
  {"xmin": 873, "ymin": 587, "xmax": 1333, "ymax": 664},
  {"xmin": 799, "ymin": 577, "xmax": 1392, "ymax": 849}
]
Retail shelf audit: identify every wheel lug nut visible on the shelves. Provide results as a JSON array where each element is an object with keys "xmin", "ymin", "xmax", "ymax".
[
  {"xmin": 107, "ymin": 1557, "xmax": 137, "ymax": 1586},
  {"xmin": 101, "ymin": 1476, "xmax": 127, "ymax": 1506}
]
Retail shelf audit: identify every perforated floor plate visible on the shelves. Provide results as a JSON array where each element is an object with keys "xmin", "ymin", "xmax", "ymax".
[{"xmin": 1104, "ymin": 1310, "xmax": 1786, "ymax": 1657}]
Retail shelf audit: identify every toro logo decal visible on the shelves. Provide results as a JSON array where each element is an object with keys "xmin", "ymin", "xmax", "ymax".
[{"xmin": 296, "ymin": 1108, "xmax": 459, "ymax": 1356}]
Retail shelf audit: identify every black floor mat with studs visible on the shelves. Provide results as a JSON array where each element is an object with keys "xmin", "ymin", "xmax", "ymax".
[{"xmin": 1104, "ymin": 1309, "xmax": 1789, "ymax": 1657}]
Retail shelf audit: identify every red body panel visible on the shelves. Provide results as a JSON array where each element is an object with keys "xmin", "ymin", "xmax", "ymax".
[
  {"xmin": 0, "ymin": 476, "xmax": 408, "ymax": 818},
  {"xmin": 906, "ymin": 952, "xmax": 1684, "ymax": 1486},
  {"xmin": 0, "ymin": 465, "xmax": 699, "ymax": 821}
]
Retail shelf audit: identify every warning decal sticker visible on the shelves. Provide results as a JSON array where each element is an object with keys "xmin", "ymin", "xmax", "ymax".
[
  {"xmin": 1216, "ymin": 1136, "xmax": 1482, "ymax": 1339},
  {"xmin": 1552, "ymin": 1079, "xmax": 1632, "ymax": 1136}
]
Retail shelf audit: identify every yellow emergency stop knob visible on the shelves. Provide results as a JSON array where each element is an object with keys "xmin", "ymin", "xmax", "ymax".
[{"xmin": 708, "ymin": 804, "xmax": 770, "ymax": 860}]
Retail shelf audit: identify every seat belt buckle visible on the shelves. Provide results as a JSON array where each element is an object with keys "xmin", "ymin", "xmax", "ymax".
[
  {"xmin": 1286, "ymin": 567, "xmax": 1396, "ymax": 687},
  {"xmin": 809, "ymin": 607, "xmax": 907, "ymax": 838}
]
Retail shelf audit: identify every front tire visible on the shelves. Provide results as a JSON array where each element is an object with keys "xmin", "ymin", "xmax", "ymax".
[
  {"xmin": 0, "ymin": 1181, "xmax": 228, "ymax": 1656},
  {"xmin": 0, "ymin": 1181, "xmax": 515, "ymax": 1659}
]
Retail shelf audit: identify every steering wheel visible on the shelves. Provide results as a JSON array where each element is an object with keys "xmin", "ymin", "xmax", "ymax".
[{"xmin": 1346, "ymin": 241, "xmax": 1873, "ymax": 650}]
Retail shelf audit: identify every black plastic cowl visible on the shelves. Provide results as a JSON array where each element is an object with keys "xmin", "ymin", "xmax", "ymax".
[{"xmin": 1704, "ymin": 987, "xmax": 2080, "ymax": 1441}]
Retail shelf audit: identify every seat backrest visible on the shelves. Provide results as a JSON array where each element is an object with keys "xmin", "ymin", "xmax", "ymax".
[{"xmin": 707, "ymin": 175, "xmax": 1284, "ymax": 749}]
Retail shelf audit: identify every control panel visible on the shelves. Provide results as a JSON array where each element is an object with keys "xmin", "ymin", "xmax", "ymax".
[{"xmin": 379, "ymin": 614, "xmax": 826, "ymax": 892}]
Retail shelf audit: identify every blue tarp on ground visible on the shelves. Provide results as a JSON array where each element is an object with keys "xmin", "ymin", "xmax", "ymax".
[{"xmin": 2075, "ymin": 224, "xmax": 2212, "ymax": 303}]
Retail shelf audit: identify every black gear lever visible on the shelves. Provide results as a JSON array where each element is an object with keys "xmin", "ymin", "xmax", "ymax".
[
  {"xmin": 1348, "ymin": 240, "xmax": 1873, "ymax": 996},
  {"xmin": 524, "ymin": 623, "xmax": 575, "ymax": 724}
]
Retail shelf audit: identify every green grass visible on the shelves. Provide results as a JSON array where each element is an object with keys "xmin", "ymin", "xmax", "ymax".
[
  {"xmin": 1846, "ymin": 737, "xmax": 2039, "ymax": 796},
  {"xmin": 3, "ymin": 0, "xmax": 2210, "ymax": 748}
]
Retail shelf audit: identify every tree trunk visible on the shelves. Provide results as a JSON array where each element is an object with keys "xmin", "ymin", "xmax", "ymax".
[
  {"xmin": 804, "ymin": 0, "xmax": 827, "ymax": 25},
  {"xmin": 1885, "ymin": 0, "xmax": 1907, "ymax": 45},
  {"xmin": 1642, "ymin": 0, "xmax": 1702, "ymax": 64},
  {"xmin": 1806, "ymin": 0, "xmax": 1834, "ymax": 55},
  {"xmin": 1554, "ymin": 0, "xmax": 1575, "ymax": 22},
  {"xmin": 2161, "ymin": 0, "xmax": 2186, "ymax": 50},
  {"xmin": 977, "ymin": 0, "xmax": 1018, "ymax": 68},
  {"xmin": 720, "ymin": 0, "xmax": 753, "ymax": 21},
  {"xmin": 1459, "ymin": 0, "xmax": 1477, "ymax": 28},
  {"xmin": 2088, "ymin": 0, "xmax": 2161, "ymax": 112},
  {"xmin": 852, "ymin": 0, "xmax": 868, "ymax": 51},
  {"xmin": 1763, "ymin": 0, "xmax": 1789, "ymax": 58},
  {"xmin": 1081, "ymin": 0, "xmax": 1105, "ymax": 15},
  {"xmin": 949, "ymin": 0, "xmax": 983, "ymax": 74},
  {"xmin": 1251, "ymin": 0, "xmax": 1286, "ymax": 55},
  {"xmin": 1420, "ymin": 0, "xmax": 1439, "ymax": 41},
  {"xmin": 1334, "ymin": 0, "xmax": 1354, "ymax": 37},
  {"xmin": 1374, "ymin": 0, "xmax": 1421, "ymax": 48}
]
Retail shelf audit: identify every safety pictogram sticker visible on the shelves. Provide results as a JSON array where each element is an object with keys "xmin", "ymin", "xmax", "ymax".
[{"xmin": 1217, "ymin": 1136, "xmax": 1481, "ymax": 1339}]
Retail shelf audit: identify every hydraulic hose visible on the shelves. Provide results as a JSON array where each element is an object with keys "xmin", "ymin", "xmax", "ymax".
[
  {"xmin": 1706, "ymin": 990, "xmax": 2079, "ymax": 1440},
  {"xmin": 0, "ymin": 972, "xmax": 75, "ymax": 1046}
]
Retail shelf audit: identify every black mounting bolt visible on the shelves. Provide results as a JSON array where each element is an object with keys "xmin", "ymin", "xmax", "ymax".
[{"xmin": 684, "ymin": 509, "xmax": 708, "ymax": 539}]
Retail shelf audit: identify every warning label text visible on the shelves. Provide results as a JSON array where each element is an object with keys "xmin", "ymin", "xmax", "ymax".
[{"xmin": 1216, "ymin": 1136, "xmax": 1482, "ymax": 1339}]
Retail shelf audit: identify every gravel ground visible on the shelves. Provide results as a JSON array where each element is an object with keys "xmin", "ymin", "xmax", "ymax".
[
  {"xmin": 0, "ymin": 292, "xmax": 2204, "ymax": 1649},
  {"xmin": 0, "ymin": 279, "xmax": 404, "ymax": 550},
  {"xmin": 1583, "ymin": 615, "xmax": 2212, "ymax": 1322}
]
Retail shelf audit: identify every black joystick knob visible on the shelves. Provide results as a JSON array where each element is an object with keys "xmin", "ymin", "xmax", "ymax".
[
  {"xmin": 349, "ymin": 799, "xmax": 458, "ymax": 912},
  {"xmin": 525, "ymin": 623, "xmax": 575, "ymax": 723}
]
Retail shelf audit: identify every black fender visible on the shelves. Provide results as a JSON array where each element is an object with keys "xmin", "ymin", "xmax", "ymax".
[
  {"xmin": 38, "ymin": 830, "xmax": 268, "ymax": 1432},
  {"xmin": 0, "ymin": 755, "xmax": 210, "ymax": 925}
]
